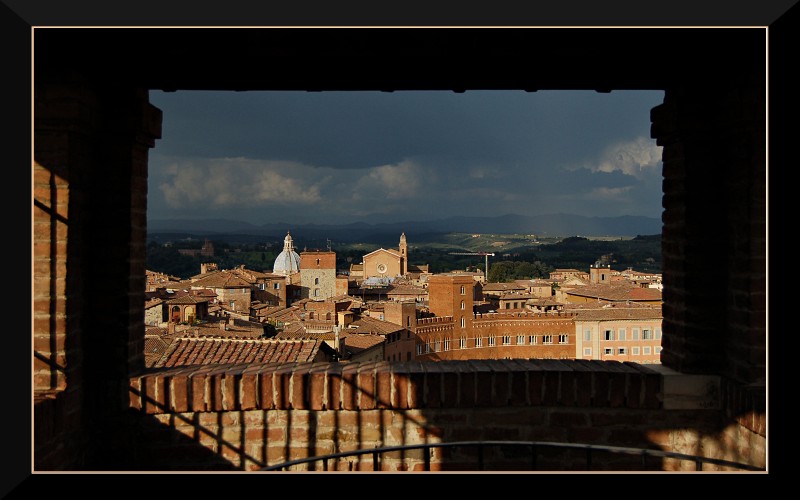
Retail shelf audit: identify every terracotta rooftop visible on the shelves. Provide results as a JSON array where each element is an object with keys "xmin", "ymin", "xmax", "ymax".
[
  {"xmin": 499, "ymin": 291, "xmax": 536, "ymax": 300},
  {"xmin": 346, "ymin": 315, "xmax": 404, "ymax": 335},
  {"xmin": 482, "ymin": 282, "xmax": 526, "ymax": 292},
  {"xmin": 144, "ymin": 327, "xmax": 176, "ymax": 367},
  {"xmin": 526, "ymin": 297, "xmax": 564, "ymax": 306},
  {"xmin": 166, "ymin": 294, "xmax": 210, "ymax": 305},
  {"xmin": 343, "ymin": 333, "xmax": 386, "ymax": 354},
  {"xmin": 144, "ymin": 297, "xmax": 164, "ymax": 309},
  {"xmin": 153, "ymin": 336, "xmax": 326, "ymax": 367},
  {"xmin": 191, "ymin": 270, "xmax": 254, "ymax": 289},
  {"xmin": 387, "ymin": 284, "xmax": 427, "ymax": 296},
  {"xmin": 564, "ymin": 282, "xmax": 662, "ymax": 302},
  {"xmin": 274, "ymin": 330, "xmax": 334, "ymax": 341},
  {"xmin": 188, "ymin": 318, "xmax": 266, "ymax": 338},
  {"xmin": 569, "ymin": 306, "xmax": 663, "ymax": 321}
]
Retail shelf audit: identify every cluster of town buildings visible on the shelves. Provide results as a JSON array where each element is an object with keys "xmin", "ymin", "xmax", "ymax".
[{"xmin": 144, "ymin": 232, "xmax": 664, "ymax": 368}]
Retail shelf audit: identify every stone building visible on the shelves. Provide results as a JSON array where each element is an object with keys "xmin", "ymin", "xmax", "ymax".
[{"xmin": 300, "ymin": 250, "xmax": 337, "ymax": 300}]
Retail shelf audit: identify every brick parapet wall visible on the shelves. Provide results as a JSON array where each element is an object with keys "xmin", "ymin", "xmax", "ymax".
[
  {"xmin": 129, "ymin": 360, "xmax": 663, "ymax": 413},
  {"xmin": 125, "ymin": 360, "xmax": 765, "ymax": 471}
]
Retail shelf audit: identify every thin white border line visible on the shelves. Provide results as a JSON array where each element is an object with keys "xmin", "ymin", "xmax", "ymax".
[{"xmin": 29, "ymin": 25, "xmax": 770, "ymax": 29}]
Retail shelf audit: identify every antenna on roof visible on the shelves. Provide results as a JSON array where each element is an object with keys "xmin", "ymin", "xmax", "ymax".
[{"xmin": 327, "ymin": 238, "xmax": 332, "ymax": 251}]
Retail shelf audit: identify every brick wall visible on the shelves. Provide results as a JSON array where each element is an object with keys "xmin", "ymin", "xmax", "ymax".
[
  {"xmin": 126, "ymin": 360, "xmax": 764, "ymax": 471},
  {"xmin": 652, "ymin": 82, "xmax": 766, "ymax": 386},
  {"xmin": 33, "ymin": 79, "xmax": 161, "ymax": 469}
]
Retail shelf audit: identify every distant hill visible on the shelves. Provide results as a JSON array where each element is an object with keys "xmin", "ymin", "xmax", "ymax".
[{"xmin": 147, "ymin": 213, "xmax": 662, "ymax": 241}]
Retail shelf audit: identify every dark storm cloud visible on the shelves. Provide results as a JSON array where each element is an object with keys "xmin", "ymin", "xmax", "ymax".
[{"xmin": 147, "ymin": 89, "xmax": 664, "ymax": 224}]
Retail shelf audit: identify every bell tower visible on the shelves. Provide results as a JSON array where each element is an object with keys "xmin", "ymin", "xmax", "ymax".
[{"xmin": 399, "ymin": 232, "xmax": 408, "ymax": 276}]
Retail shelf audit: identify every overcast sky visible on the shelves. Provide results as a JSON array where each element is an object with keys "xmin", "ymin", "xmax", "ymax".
[{"xmin": 147, "ymin": 90, "xmax": 665, "ymax": 225}]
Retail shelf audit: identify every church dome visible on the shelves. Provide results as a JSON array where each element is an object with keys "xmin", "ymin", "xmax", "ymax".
[{"xmin": 273, "ymin": 231, "xmax": 301, "ymax": 275}]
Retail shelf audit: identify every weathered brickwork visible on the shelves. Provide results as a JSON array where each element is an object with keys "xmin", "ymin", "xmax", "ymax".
[
  {"xmin": 126, "ymin": 360, "xmax": 764, "ymax": 471},
  {"xmin": 33, "ymin": 80, "xmax": 161, "ymax": 470}
]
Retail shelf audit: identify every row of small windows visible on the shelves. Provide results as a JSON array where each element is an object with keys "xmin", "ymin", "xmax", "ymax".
[
  {"xmin": 588, "ymin": 328, "xmax": 662, "ymax": 341},
  {"xmin": 583, "ymin": 346, "xmax": 663, "ymax": 356},
  {"xmin": 418, "ymin": 334, "xmax": 570, "ymax": 352}
]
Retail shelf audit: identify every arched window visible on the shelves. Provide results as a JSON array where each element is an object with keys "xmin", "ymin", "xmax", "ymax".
[
  {"xmin": 461, "ymin": 300, "xmax": 465, "ymax": 310},
  {"xmin": 460, "ymin": 285, "xmax": 465, "ymax": 295},
  {"xmin": 460, "ymin": 316, "xmax": 465, "ymax": 328},
  {"xmin": 326, "ymin": 312, "xmax": 331, "ymax": 321}
]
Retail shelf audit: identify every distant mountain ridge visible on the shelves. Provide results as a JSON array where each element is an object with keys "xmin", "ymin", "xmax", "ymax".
[{"xmin": 147, "ymin": 213, "xmax": 661, "ymax": 240}]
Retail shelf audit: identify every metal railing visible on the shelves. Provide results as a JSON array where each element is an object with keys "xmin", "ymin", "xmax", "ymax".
[{"xmin": 261, "ymin": 440, "xmax": 766, "ymax": 472}]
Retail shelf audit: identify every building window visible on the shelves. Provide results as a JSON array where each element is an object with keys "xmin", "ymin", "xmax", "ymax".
[
  {"xmin": 314, "ymin": 277, "xmax": 319, "ymax": 285},
  {"xmin": 416, "ymin": 344, "xmax": 423, "ymax": 355},
  {"xmin": 583, "ymin": 347, "xmax": 592, "ymax": 356},
  {"xmin": 516, "ymin": 335, "xmax": 525, "ymax": 345},
  {"xmin": 643, "ymin": 346, "xmax": 652, "ymax": 355},
  {"xmin": 274, "ymin": 283, "xmax": 280, "ymax": 290},
  {"xmin": 618, "ymin": 328, "xmax": 626, "ymax": 341},
  {"xmin": 488, "ymin": 336, "xmax": 496, "ymax": 347},
  {"xmin": 655, "ymin": 328, "xmax": 662, "ymax": 340},
  {"xmin": 309, "ymin": 312, "xmax": 315, "ymax": 319},
  {"xmin": 475, "ymin": 337, "xmax": 483, "ymax": 347},
  {"xmin": 425, "ymin": 342, "xmax": 431, "ymax": 353},
  {"xmin": 655, "ymin": 346, "xmax": 662, "ymax": 354},
  {"xmin": 558, "ymin": 334, "xmax": 568, "ymax": 344},
  {"xmin": 604, "ymin": 330, "xmax": 614, "ymax": 341},
  {"xmin": 632, "ymin": 328, "xmax": 640, "ymax": 340},
  {"xmin": 434, "ymin": 340, "xmax": 441, "ymax": 352},
  {"xmin": 259, "ymin": 283, "xmax": 265, "ymax": 290},
  {"xmin": 460, "ymin": 316, "xmax": 465, "ymax": 328},
  {"xmin": 583, "ymin": 329, "xmax": 591, "ymax": 341},
  {"xmin": 461, "ymin": 300, "xmax": 465, "ymax": 310},
  {"xmin": 505, "ymin": 303, "xmax": 510, "ymax": 309},
  {"xmin": 313, "ymin": 288, "xmax": 319, "ymax": 297},
  {"xmin": 502, "ymin": 335, "xmax": 511, "ymax": 345},
  {"xmin": 444, "ymin": 339, "xmax": 451, "ymax": 351},
  {"xmin": 642, "ymin": 329, "xmax": 653, "ymax": 340},
  {"xmin": 529, "ymin": 335, "xmax": 538, "ymax": 344},
  {"xmin": 460, "ymin": 337, "xmax": 467, "ymax": 349},
  {"xmin": 460, "ymin": 285, "xmax": 465, "ymax": 295},
  {"xmin": 316, "ymin": 258, "xmax": 320, "ymax": 266},
  {"xmin": 326, "ymin": 312, "xmax": 331, "ymax": 321},
  {"xmin": 618, "ymin": 347, "xmax": 627, "ymax": 355},
  {"xmin": 543, "ymin": 335, "xmax": 553, "ymax": 344},
  {"xmin": 632, "ymin": 346, "xmax": 640, "ymax": 355},
  {"xmin": 604, "ymin": 347, "xmax": 613, "ymax": 355}
]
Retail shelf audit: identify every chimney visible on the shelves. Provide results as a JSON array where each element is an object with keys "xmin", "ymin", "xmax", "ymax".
[
  {"xmin": 220, "ymin": 319, "xmax": 227, "ymax": 331},
  {"xmin": 168, "ymin": 321, "xmax": 176, "ymax": 335}
]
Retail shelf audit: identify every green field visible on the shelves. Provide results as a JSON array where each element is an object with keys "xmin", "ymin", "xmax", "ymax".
[{"xmin": 148, "ymin": 232, "xmax": 661, "ymax": 280}]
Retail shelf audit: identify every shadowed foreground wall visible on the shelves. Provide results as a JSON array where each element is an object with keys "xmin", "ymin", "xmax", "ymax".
[{"xmin": 123, "ymin": 360, "xmax": 765, "ymax": 471}]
